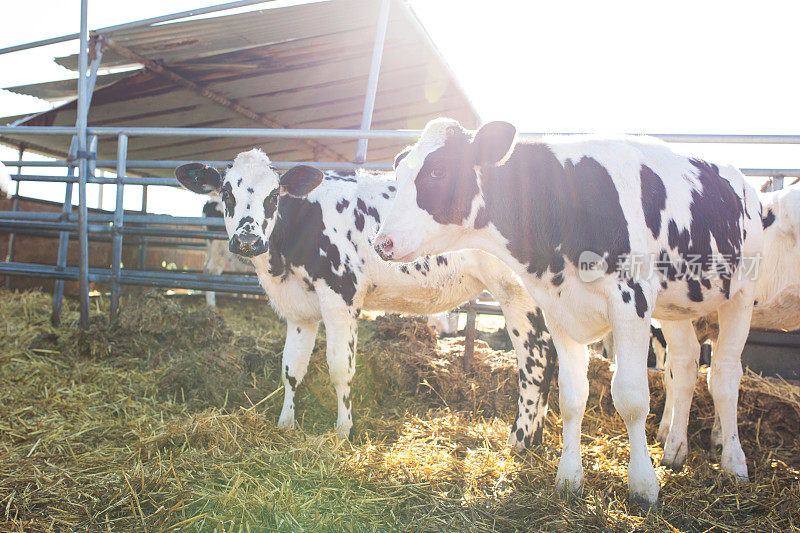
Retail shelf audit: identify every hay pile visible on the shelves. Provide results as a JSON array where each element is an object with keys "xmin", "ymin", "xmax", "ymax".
[
  {"xmin": 0, "ymin": 289, "xmax": 798, "ymax": 531},
  {"xmin": 57, "ymin": 291, "xmax": 283, "ymax": 408}
]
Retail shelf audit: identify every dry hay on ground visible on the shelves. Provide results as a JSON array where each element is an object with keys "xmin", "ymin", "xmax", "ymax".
[{"xmin": 0, "ymin": 289, "xmax": 798, "ymax": 531}]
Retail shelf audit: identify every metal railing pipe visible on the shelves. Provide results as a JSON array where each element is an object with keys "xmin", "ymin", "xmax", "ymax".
[
  {"xmin": 3, "ymin": 160, "xmax": 396, "ymax": 171},
  {"xmin": 5, "ymin": 125, "xmax": 800, "ymax": 145},
  {"xmin": 110, "ymin": 134, "xmax": 127, "ymax": 317},
  {"xmin": 75, "ymin": 0, "xmax": 90, "ymax": 328},
  {"xmin": 4, "ymin": 145, "xmax": 23, "ymax": 289},
  {"xmin": 51, "ymin": 137, "xmax": 79, "ymax": 324},
  {"xmin": 0, "ymin": 211, "xmax": 225, "ymax": 226},
  {"xmin": 354, "ymin": 0, "xmax": 391, "ymax": 164},
  {"xmin": 138, "ymin": 185, "xmax": 148, "ymax": 269}
]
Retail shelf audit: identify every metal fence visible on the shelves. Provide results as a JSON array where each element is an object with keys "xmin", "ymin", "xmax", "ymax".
[{"xmin": 1, "ymin": 0, "xmax": 799, "ymax": 331}]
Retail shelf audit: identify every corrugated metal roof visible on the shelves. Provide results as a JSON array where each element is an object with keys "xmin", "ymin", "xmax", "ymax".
[{"xmin": 0, "ymin": 0, "xmax": 478, "ymax": 177}]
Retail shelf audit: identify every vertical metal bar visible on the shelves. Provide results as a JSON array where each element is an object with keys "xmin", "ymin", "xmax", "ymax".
[
  {"xmin": 463, "ymin": 299, "xmax": 477, "ymax": 371},
  {"xmin": 110, "ymin": 134, "xmax": 127, "ymax": 317},
  {"xmin": 76, "ymin": 0, "xmax": 90, "ymax": 329},
  {"xmin": 138, "ymin": 185, "xmax": 148, "ymax": 269},
  {"xmin": 4, "ymin": 144, "xmax": 24, "ymax": 289},
  {"xmin": 354, "ymin": 0, "xmax": 391, "ymax": 164},
  {"xmin": 51, "ymin": 137, "xmax": 79, "ymax": 325},
  {"xmin": 51, "ymin": 35, "xmax": 103, "ymax": 323}
]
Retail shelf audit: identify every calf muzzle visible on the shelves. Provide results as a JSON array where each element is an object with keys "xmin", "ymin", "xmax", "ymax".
[{"xmin": 229, "ymin": 232, "xmax": 268, "ymax": 257}]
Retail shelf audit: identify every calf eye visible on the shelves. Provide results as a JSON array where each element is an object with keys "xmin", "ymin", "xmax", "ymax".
[{"xmin": 430, "ymin": 168, "xmax": 444, "ymax": 178}]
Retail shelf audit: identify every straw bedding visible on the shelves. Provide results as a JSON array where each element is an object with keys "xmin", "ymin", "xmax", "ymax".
[{"xmin": 0, "ymin": 289, "xmax": 797, "ymax": 531}]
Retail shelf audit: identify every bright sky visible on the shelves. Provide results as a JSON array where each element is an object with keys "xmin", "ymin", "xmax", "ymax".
[{"xmin": 1, "ymin": 0, "xmax": 799, "ymax": 216}]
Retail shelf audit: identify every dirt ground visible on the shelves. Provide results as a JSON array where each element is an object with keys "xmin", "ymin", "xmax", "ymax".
[{"xmin": 0, "ymin": 289, "xmax": 798, "ymax": 532}]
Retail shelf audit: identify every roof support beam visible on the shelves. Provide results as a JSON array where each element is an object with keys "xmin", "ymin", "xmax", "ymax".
[
  {"xmin": 0, "ymin": 0, "xmax": 280, "ymax": 56},
  {"xmin": 102, "ymin": 36, "xmax": 349, "ymax": 162}
]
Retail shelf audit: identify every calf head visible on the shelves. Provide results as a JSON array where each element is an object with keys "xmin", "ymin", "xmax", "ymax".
[
  {"xmin": 375, "ymin": 118, "xmax": 516, "ymax": 262},
  {"xmin": 176, "ymin": 149, "xmax": 323, "ymax": 257}
]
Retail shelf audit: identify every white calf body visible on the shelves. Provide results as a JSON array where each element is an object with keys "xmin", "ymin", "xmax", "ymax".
[{"xmin": 375, "ymin": 119, "xmax": 763, "ymax": 506}]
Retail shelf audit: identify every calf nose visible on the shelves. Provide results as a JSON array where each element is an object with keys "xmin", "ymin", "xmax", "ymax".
[
  {"xmin": 374, "ymin": 234, "xmax": 394, "ymax": 260},
  {"xmin": 229, "ymin": 232, "xmax": 261, "ymax": 255}
]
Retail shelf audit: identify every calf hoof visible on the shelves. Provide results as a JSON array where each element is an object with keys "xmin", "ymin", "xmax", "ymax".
[
  {"xmin": 555, "ymin": 480, "xmax": 584, "ymax": 501},
  {"xmin": 629, "ymin": 493, "xmax": 660, "ymax": 513},
  {"xmin": 335, "ymin": 421, "xmax": 353, "ymax": 440},
  {"xmin": 277, "ymin": 407, "xmax": 295, "ymax": 429},
  {"xmin": 277, "ymin": 416, "xmax": 295, "ymax": 430},
  {"xmin": 660, "ymin": 438, "xmax": 688, "ymax": 472},
  {"xmin": 721, "ymin": 452, "xmax": 749, "ymax": 482},
  {"xmin": 628, "ymin": 460, "xmax": 660, "ymax": 512},
  {"xmin": 555, "ymin": 464, "xmax": 584, "ymax": 499}
]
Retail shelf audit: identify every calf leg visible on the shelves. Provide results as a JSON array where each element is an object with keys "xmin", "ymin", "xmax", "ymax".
[
  {"xmin": 484, "ymin": 277, "xmax": 557, "ymax": 450},
  {"xmin": 658, "ymin": 320, "xmax": 700, "ymax": 471},
  {"xmin": 709, "ymin": 288, "xmax": 754, "ymax": 480},
  {"xmin": 610, "ymin": 283, "xmax": 659, "ymax": 508},
  {"xmin": 278, "ymin": 320, "xmax": 320, "ymax": 429},
  {"xmin": 549, "ymin": 325, "xmax": 589, "ymax": 495},
  {"xmin": 710, "ymin": 408, "xmax": 723, "ymax": 452},
  {"xmin": 320, "ymin": 303, "xmax": 359, "ymax": 438},
  {"xmin": 203, "ymin": 239, "xmax": 229, "ymax": 307},
  {"xmin": 652, "ymin": 324, "xmax": 674, "ymax": 444},
  {"xmin": 705, "ymin": 339, "xmax": 724, "ymax": 453},
  {"xmin": 504, "ymin": 308, "xmax": 556, "ymax": 451},
  {"xmin": 657, "ymin": 356, "xmax": 675, "ymax": 444}
]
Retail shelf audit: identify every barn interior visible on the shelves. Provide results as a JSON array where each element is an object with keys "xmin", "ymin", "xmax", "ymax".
[{"xmin": 0, "ymin": 1, "xmax": 798, "ymax": 531}]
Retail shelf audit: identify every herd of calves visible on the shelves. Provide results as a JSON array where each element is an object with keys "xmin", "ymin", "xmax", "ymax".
[
  {"xmin": 177, "ymin": 118, "xmax": 800, "ymax": 508},
  {"xmin": 6, "ymin": 117, "xmax": 792, "ymax": 510}
]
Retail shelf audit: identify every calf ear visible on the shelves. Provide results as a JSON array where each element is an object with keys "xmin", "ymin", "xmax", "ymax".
[
  {"xmin": 472, "ymin": 121, "xmax": 516, "ymax": 166},
  {"xmin": 280, "ymin": 165, "xmax": 324, "ymax": 197},
  {"xmin": 175, "ymin": 163, "xmax": 222, "ymax": 194},
  {"xmin": 394, "ymin": 147, "xmax": 412, "ymax": 169}
]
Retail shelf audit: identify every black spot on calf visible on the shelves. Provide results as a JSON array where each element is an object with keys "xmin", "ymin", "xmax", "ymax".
[
  {"xmin": 640, "ymin": 165, "xmax": 666, "ymax": 239},
  {"xmin": 762, "ymin": 208, "xmax": 776, "ymax": 229},
  {"xmin": 269, "ymin": 196, "xmax": 357, "ymax": 305},
  {"xmin": 476, "ymin": 142, "xmax": 632, "ymax": 279}
]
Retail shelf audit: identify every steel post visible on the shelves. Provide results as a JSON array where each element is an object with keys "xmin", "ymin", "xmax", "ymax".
[
  {"xmin": 138, "ymin": 185, "xmax": 148, "ymax": 270},
  {"xmin": 463, "ymin": 299, "xmax": 477, "ymax": 371},
  {"xmin": 354, "ymin": 0, "xmax": 391, "ymax": 164},
  {"xmin": 76, "ymin": 0, "xmax": 90, "ymax": 329},
  {"xmin": 51, "ymin": 137, "xmax": 79, "ymax": 325},
  {"xmin": 4, "ymin": 144, "xmax": 24, "ymax": 289},
  {"xmin": 110, "ymin": 134, "xmax": 127, "ymax": 317}
]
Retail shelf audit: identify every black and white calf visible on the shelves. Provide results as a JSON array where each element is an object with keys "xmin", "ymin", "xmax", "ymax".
[
  {"xmin": 374, "ymin": 118, "xmax": 763, "ymax": 507},
  {"xmin": 176, "ymin": 149, "xmax": 555, "ymax": 448}
]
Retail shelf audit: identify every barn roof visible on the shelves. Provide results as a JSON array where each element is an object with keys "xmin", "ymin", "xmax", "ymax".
[{"xmin": 0, "ymin": 0, "xmax": 478, "ymax": 177}]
